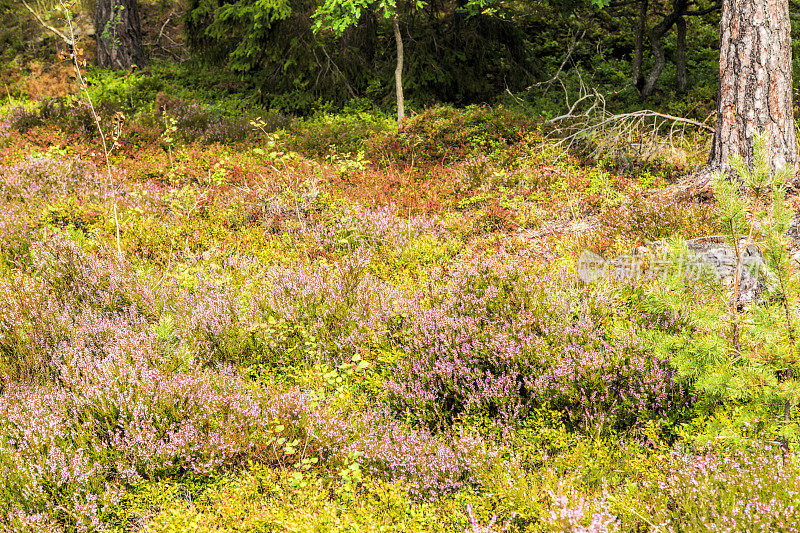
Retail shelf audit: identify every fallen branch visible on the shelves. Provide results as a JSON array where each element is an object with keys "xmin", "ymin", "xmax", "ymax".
[
  {"xmin": 546, "ymin": 88, "xmax": 714, "ymax": 166},
  {"xmin": 549, "ymin": 89, "xmax": 605, "ymax": 123},
  {"xmin": 552, "ymin": 108, "xmax": 714, "ymax": 132}
]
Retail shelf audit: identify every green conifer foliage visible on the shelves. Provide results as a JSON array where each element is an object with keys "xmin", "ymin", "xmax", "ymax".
[{"xmin": 645, "ymin": 132, "xmax": 800, "ymax": 449}]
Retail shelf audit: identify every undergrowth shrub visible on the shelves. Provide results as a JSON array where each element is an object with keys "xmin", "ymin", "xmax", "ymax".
[
  {"xmin": 29, "ymin": 234, "xmax": 150, "ymax": 313},
  {"xmin": 600, "ymin": 192, "xmax": 718, "ymax": 244},
  {"xmin": 0, "ymin": 233, "xmax": 155, "ymax": 382},
  {"xmin": 473, "ymin": 202, "xmax": 519, "ymax": 233},
  {"xmin": 0, "ymin": 114, "xmax": 10, "ymax": 146},
  {"xmin": 0, "ymin": 154, "xmax": 102, "ymax": 206},
  {"xmin": 620, "ymin": 445, "xmax": 800, "ymax": 531},
  {"xmin": 174, "ymin": 205, "xmax": 449, "ymax": 370},
  {"xmin": 311, "ymin": 204, "xmax": 446, "ymax": 253},
  {"xmin": 0, "ymin": 236, "xmax": 398, "ymax": 528},
  {"xmin": 7, "ymin": 98, "xmax": 114, "ymax": 139},
  {"xmin": 0, "ymin": 245, "xmax": 487, "ymax": 525},
  {"xmin": 85, "ymin": 68, "xmax": 165, "ymax": 112},
  {"xmin": 0, "ymin": 366, "xmax": 320, "ymax": 532},
  {"xmin": 6, "ymin": 104, "xmax": 42, "ymax": 132},
  {"xmin": 7, "ymin": 94, "xmax": 262, "ymax": 148},
  {"xmin": 40, "ymin": 197, "xmax": 106, "ymax": 234},
  {"xmin": 0, "ymin": 205, "xmax": 34, "ymax": 269},
  {"xmin": 366, "ymin": 105, "xmax": 537, "ymax": 166},
  {"xmin": 243, "ymin": 255, "xmax": 400, "ymax": 363},
  {"xmin": 174, "ymin": 252, "xmax": 399, "ymax": 370},
  {"xmin": 289, "ymin": 112, "xmax": 389, "ymax": 158},
  {"xmin": 452, "ymin": 154, "xmax": 493, "ymax": 194},
  {"xmin": 334, "ymin": 408, "xmax": 488, "ymax": 500},
  {"xmin": 154, "ymin": 94, "xmax": 253, "ymax": 144}
]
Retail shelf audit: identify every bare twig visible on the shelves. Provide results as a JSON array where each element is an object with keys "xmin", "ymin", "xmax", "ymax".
[
  {"xmin": 62, "ymin": 1, "xmax": 123, "ymax": 259},
  {"xmin": 527, "ymin": 27, "xmax": 586, "ymax": 94},
  {"xmin": 22, "ymin": 0, "xmax": 73, "ymax": 45},
  {"xmin": 504, "ymin": 86, "xmax": 530, "ymax": 111},
  {"xmin": 155, "ymin": 14, "xmax": 173, "ymax": 45},
  {"xmin": 320, "ymin": 45, "xmax": 357, "ymax": 99},
  {"xmin": 549, "ymin": 90, "xmax": 603, "ymax": 123}
]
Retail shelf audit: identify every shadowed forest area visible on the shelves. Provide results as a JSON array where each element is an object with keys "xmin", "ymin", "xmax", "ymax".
[{"xmin": 3, "ymin": 0, "xmax": 800, "ymax": 531}]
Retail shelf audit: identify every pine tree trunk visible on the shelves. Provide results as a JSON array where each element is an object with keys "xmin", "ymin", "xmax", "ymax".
[
  {"xmin": 708, "ymin": 0, "xmax": 797, "ymax": 179},
  {"xmin": 393, "ymin": 13, "xmax": 405, "ymax": 128},
  {"xmin": 94, "ymin": 0, "xmax": 145, "ymax": 70}
]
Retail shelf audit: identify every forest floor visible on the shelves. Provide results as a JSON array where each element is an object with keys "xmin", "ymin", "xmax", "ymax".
[{"xmin": 1, "ymin": 82, "xmax": 800, "ymax": 532}]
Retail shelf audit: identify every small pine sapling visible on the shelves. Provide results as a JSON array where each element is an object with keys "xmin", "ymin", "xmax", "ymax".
[
  {"xmin": 713, "ymin": 161, "xmax": 751, "ymax": 350},
  {"xmin": 712, "ymin": 131, "xmax": 800, "ymax": 452}
]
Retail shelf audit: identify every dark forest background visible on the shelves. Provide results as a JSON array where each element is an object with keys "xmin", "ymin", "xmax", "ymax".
[{"xmin": 0, "ymin": 0, "xmax": 757, "ymax": 119}]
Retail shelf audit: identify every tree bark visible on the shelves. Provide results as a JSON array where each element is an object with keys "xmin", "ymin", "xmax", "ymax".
[
  {"xmin": 94, "ymin": 0, "xmax": 145, "ymax": 70},
  {"xmin": 393, "ymin": 13, "xmax": 405, "ymax": 128},
  {"xmin": 675, "ymin": 15, "xmax": 687, "ymax": 92},
  {"xmin": 708, "ymin": 0, "xmax": 797, "ymax": 178}
]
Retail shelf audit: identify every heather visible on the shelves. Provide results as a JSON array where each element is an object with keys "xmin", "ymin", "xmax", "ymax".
[
  {"xmin": 4, "ymin": 0, "xmax": 800, "ymax": 524},
  {"xmin": 384, "ymin": 259, "xmax": 689, "ymax": 435},
  {"xmin": 1, "ymin": 91, "xmax": 800, "ymax": 533}
]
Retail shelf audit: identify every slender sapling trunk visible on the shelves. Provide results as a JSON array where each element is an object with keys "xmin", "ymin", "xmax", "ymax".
[{"xmin": 393, "ymin": 13, "xmax": 405, "ymax": 128}]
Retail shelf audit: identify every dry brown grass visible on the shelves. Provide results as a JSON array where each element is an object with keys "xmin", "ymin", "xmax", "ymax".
[{"xmin": 24, "ymin": 61, "xmax": 78, "ymax": 98}]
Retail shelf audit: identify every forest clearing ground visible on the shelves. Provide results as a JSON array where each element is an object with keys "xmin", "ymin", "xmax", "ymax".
[{"xmin": 2, "ymin": 97, "xmax": 800, "ymax": 532}]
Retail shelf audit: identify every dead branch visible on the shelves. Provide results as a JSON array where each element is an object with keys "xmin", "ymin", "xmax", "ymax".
[
  {"xmin": 504, "ymin": 86, "xmax": 530, "ymax": 112},
  {"xmin": 320, "ymin": 45, "xmax": 357, "ymax": 99},
  {"xmin": 146, "ymin": 13, "xmax": 187, "ymax": 61},
  {"xmin": 547, "ymin": 89, "xmax": 714, "ymax": 166},
  {"xmin": 552, "ymin": 107, "xmax": 713, "ymax": 132},
  {"xmin": 526, "ymin": 27, "xmax": 586, "ymax": 94},
  {"xmin": 156, "ymin": 14, "xmax": 173, "ymax": 45},
  {"xmin": 549, "ymin": 90, "xmax": 604, "ymax": 123},
  {"xmin": 22, "ymin": 0, "xmax": 73, "ymax": 46}
]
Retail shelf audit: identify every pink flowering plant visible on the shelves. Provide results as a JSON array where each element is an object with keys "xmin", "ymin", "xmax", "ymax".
[
  {"xmin": 384, "ymin": 258, "xmax": 691, "ymax": 436},
  {"xmin": 3, "ymin": 94, "xmax": 800, "ymax": 532}
]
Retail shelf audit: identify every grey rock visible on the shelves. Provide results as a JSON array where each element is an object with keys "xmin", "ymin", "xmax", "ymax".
[
  {"xmin": 579, "ymin": 236, "xmax": 768, "ymax": 306},
  {"xmin": 788, "ymin": 212, "xmax": 800, "ymax": 249},
  {"xmin": 685, "ymin": 236, "xmax": 767, "ymax": 306}
]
